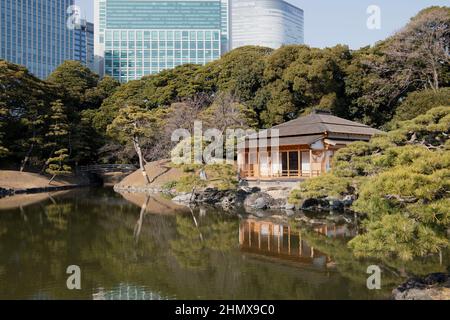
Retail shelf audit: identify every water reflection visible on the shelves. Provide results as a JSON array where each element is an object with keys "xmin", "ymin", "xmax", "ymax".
[
  {"xmin": 0, "ymin": 188, "xmax": 447, "ymax": 300},
  {"xmin": 93, "ymin": 285, "xmax": 170, "ymax": 301},
  {"xmin": 240, "ymin": 219, "xmax": 356, "ymax": 268}
]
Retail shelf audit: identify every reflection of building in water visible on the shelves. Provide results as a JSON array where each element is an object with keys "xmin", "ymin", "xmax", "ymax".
[
  {"xmin": 93, "ymin": 284, "xmax": 170, "ymax": 300},
  {"xmin": 239, "ymin": 219, "xmax": 354, "ymax": 268}
]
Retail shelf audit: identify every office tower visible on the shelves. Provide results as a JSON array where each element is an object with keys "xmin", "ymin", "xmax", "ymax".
[
  {"xmin": 231, "ymin": 0, "xmax": 304, "ymax": 50},
  {"xmin": 95, "ymin": 0, "xmax": 230, "ymax": 82},
  {"xmin": 0, "ymin": 0, "xmax": 75, "ymax": 79},
  {"xmin": 74, "ymin": 19, "xmax": 95, "ymax": 71}
]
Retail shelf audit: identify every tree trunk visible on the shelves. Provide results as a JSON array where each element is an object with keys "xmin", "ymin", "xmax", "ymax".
[
  {"xmin": 133, "ymin": 135, "xmax": 151, "ymax": 185},
  {"xmin": 433, "ymin": 67, "xmax": 439, "ymax": 91},
  {"xmin": 48, "ymin": 174, "xmax": 56, "ymax": 185},
  {"xmin": 134, "ymin": 196, "xmax": 150, "ymax": 243},
  {"xmin": 20, "ymin": 143, "xmax": 34, "ymax": 172}
]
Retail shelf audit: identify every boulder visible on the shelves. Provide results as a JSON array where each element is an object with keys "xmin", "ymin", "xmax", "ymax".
[
  {"xmin": 244, "ymin": 192, "xmax": 277, "ymax": 210},
  {"xmin": 392, "ymin": 273, "xmax": 450, "ymax": 300},
  {"xmin": 301, "ymin": 198, "xmax": 330, "ymax": 211},
  {"xmin": 172, "ymin": 193, "xmax": 195, "ymax": 204},
  {"xmin": 342, "ymin": 195, "xmax": 356, "ymax": 207},
  {"xmin": 254, "ymin": 197, "xmax": 268, "ymax": 210},
  {"xmin": 0, "ymin": 187, "xmax": 13, "ymax": 198},
  {"xmin": 284, "ymin": 203, "xmax": 296, "ymax": 210},
  {"xmin": 326, "ymin": 198, "xmax": 345, "ymax": 211}
]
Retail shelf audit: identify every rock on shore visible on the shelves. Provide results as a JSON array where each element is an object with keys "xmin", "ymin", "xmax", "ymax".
[
  {"xmin": 392, "ymin": 273, "xmax": 450, "ymax": 300},
  {"xmin": 172, "ymin": 187, "xmax": 257, "ymax": 210},
  {"xmin": 170, "ymin": 186, "xmax": 356, "ymax": 213}
]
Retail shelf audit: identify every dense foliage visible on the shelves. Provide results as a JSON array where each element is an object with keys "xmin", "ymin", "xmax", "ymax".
[
  {"xmin": 1, "ymin": 7, "xmax": 448, "ymax": 170},
  {"xmin": 290, "ymin": 107, "xmax": 450, "ymax": 260},
  {"xmin": 0, "ymin": 60, "xmax": 120, "ymax": 171}
]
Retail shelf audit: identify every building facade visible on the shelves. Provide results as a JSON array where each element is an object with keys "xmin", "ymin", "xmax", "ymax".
[
  {"xmin": 0, "ymin": 0, "xmax": 75, "ymax": 79},
  {"xmin": 231, "ymin": 0, "xmax": 304, "ymax": 50},
  {"xmin": 74, "ymin": 19, "xmax": 95, "ymax": 71},
  {"xmin": 95, "ymin": 0, "xmax": 230, "ymax": 82}
]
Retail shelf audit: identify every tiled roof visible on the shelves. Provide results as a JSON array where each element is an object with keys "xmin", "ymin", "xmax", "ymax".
[{"xmin": 267, "ymin": 113, "xmax": 383, "ymax": 137}]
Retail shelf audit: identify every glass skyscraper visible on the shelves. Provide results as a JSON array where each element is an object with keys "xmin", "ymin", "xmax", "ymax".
[
  {"xmin": 0, "ymin": 0, "xmax": 75, "ymax": 79},
  {"xmin": 231, "ymin": 0, "xmax": 304, "ymax": 50},
  {"xmin": 95, "ymin": 0, "xmax": 230, "ymax": 82},
  {"xmin": 74, "ymin": 19, "xmax": 95, "ymax": 71}
]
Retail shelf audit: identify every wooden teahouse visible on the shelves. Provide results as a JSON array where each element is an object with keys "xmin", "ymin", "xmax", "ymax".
[{"xmin": 238, "ymin": 110, "xmax": 382, "ymax": 180}]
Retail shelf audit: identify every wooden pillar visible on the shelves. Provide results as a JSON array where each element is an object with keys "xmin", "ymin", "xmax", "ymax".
[
  {"xmin": 310, "ymin": 149, "xmax": 313, "ymax": 178},
  {"xmin": 277, "ymin": 228, "xmax": 281, "ymax": 254},
  {"xmin": 248, "ymin": 221, "xmax": 252, "ymax": 247},
  {"xmin": 288, "ymin": 226, "xmax": 291, "ymax": 255},
  {"xmin": 258, "ymin": 224, "xmax": 261, "ymax": 250},
  {"xmin": 269, "ymin": 152, "xmax": 272, "ymax": 178},
  {"xmin": 287, "ymin": 151, "xmax": 290, "ymax": 177},
  {"xmin": 299, "ymin": 231, "xmax": 302, "ymax": 255},
  {"xmin": 239, "ymin": 222, "xmax": 244, "ymax": 245}
]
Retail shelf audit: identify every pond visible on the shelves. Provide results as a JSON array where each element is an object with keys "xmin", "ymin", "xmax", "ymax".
[{"xmin": 0, "ymin": 188, "xmax": 447, "ymax": 300}]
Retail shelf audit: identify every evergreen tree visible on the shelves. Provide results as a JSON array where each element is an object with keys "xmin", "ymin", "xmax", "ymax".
[
  {"xmin": 46, "ymin": 148, "xmax": 72, "ymax": 184},
  {"xmin": 107, "ymin": 105, "xmax": 156, "ymax": 184},
  {"xmin": 45, "ymin": 100, "xmax": 71, "ymax": 181},
  {"xmin": 19, "ymin": 100, "xmax": 47, "ymax": 171},
  {"xmin": 0, "ymin": 100, "xmax": 8, "ymax": 157}
]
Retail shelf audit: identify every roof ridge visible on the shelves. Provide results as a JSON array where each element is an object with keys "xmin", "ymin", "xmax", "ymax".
[{"xmin": 272, "ymin": 113, "xmax": 321, "ymax": 128}]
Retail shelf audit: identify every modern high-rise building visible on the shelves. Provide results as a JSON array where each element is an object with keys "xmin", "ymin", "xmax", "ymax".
[
  {"xmin": 74, "ymin": 19, "xmax": 95, "ymax": 71},
  {"xmin": 94, "ymin": 0, "xmax": 230, "ymax": 82},
  {"xmin": 0, "ymin": 0, "xmax": 76, "ymax": 79},
  {"xmin": 231, "ymin": 0, "xmax": 304, "ymax": 50}
]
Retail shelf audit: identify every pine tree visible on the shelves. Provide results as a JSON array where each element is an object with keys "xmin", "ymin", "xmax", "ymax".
[
  {"xmin": 107, "ymin": 105, "xmax": 155, "ymax": 184},
  {"xmin": 46, "ymin": 148, "xmax": 72, "ymax": 184},
  {"xmin": 45, "ymin": 100, "xmax": 71, "ymax": 183},
  {"xmin": 19, "ymin": 100, "xmax": 47, "ymax": 171},
  {"xmin": 0, "ymin": 101, "xmax": 8, "ymax": 157}
]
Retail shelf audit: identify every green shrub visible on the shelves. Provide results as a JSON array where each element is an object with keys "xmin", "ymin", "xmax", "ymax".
[
  {"xmin": 162, "ymin": 180, "xmax": 178, "ymax": 190},
  {"xmin": 205, "ymin": 164, "xmax": 238, "ymax": 191},
  {"xmin": 349, "ymin": 214, "xmax": 449, "ymax": 261},
  {"xmin": 175, "ymin": 175, "xmax": 207, "ymax": 193},
  {"xmin": 289, "ymin": 174, "xmax": 353, "ymax": 204}
]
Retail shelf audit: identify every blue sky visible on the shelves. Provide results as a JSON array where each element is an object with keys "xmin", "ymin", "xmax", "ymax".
[{"xmin": 75, "ymin": 0, "xmax": 449, "ymax": 49}]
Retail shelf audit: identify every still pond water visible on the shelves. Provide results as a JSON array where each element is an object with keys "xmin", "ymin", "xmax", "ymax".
[{"xmin": 0, "ymin": 188, "xmax": 447, "ymax": 300}]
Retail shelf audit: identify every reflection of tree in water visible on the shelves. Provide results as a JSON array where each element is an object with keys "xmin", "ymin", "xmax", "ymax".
[
  {"xmin": 0, "ymin": 194, "xmax": 91, "ymax": 299},
  {"xmin": 170, "ymin": 215, "xmax": 209, "ymax": 270},
  {"xmin": 204, "ymin": 220, "xmax": 237, "ymax": 252},
  {"xmin": 169, "ymin": 209, "xmax": 239, "ymax": 270},
  {"xmin": 45, "ymin": 202, "xmax": 73, "ymax": 231},
  {"xmin": 289, "ymin": 221, "xmax": 449, "ymax": 298},
  {"xmin": 1, "ymin": 188, "xmax": 448, "ymax": 300}
]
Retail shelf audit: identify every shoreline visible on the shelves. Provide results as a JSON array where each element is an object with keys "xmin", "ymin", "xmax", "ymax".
[
  {"xmin": 0, "ymin": 184, "xmax": 90, "ymax": 198},
  {"xmin": 0, "ymin": 170, "xmax": 98, "ymax": 198}
]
